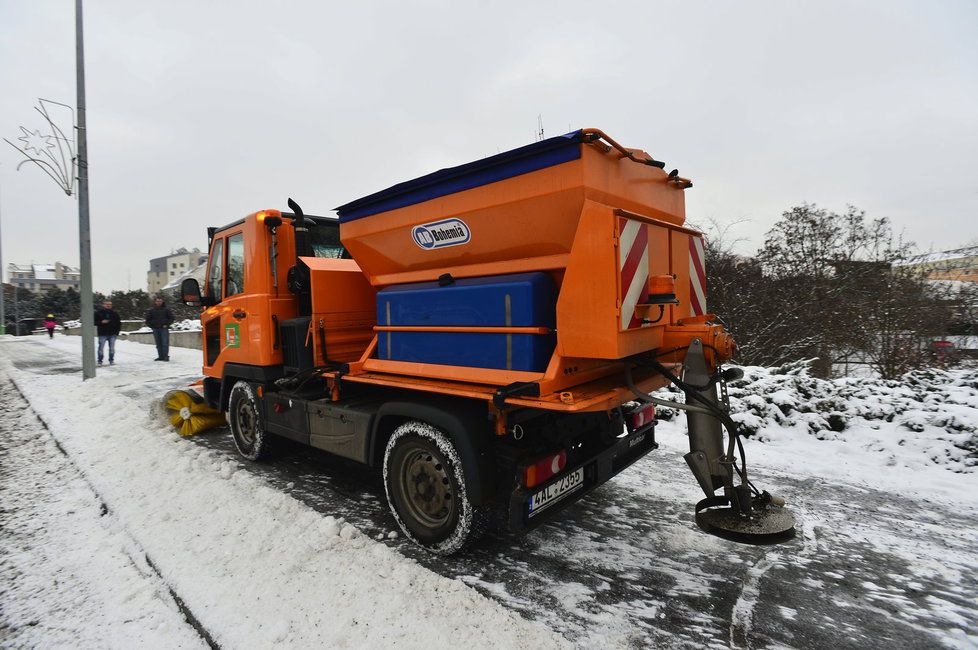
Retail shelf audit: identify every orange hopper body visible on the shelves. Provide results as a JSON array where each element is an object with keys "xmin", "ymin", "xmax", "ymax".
[{"xmin": 331, "ymin": 128, "xmax": 733, "ymax": 411}]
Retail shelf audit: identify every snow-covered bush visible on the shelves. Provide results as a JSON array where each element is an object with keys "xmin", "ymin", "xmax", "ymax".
[
  {"xmin": 654, "ymin": 360, "xmax": 978, "ymax": 473},
  {"xmin": 61, "ymin": 318, "xmax": 201, "ymax": 332},
  {"xmin": 120, "ymin": 319, "xmax": 202, "ymax": 335},
  {"xmin": 171, "ymin": 319, "xmax": 201, "ymax": 331}
]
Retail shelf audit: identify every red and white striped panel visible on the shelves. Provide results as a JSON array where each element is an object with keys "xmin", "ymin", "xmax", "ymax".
[
  {"xmin": 689, "ymin": 235, "xmax": 707, "ymax": 316},
  {"xmin": 618, "ymin": 217, "xmax": 650, "ymax": 330}
]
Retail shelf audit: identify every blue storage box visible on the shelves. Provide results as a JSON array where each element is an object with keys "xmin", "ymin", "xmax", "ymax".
[{"xmin": 377, "ymin": 272, "xmax": 557, "ymax": 372}]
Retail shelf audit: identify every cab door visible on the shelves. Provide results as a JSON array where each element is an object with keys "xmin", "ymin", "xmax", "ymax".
[
  {"xmin": 201, "ymin": 231, "xmax": 251, "ymax": 374},
  {"xmin": 218, "ymin": 231, "xmax": 253, "ymax": 366}
]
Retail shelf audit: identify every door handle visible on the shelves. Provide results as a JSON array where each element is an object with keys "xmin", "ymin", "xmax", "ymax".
[{"xmin": 233, "ymin": 310, "xmax": 247, "ymax": 319}]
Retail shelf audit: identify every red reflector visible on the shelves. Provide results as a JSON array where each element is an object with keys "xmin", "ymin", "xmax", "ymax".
[
  {"xmin": 630, "ymin": 403, "xmax": 655, "ymax": 429},
  {"xmin": 273, "ymin": 402, "xmax": 285, "ymax": 413},
  {"xmin": 524, "ymin": 450, "xmax": 568, "ymax": 488}
]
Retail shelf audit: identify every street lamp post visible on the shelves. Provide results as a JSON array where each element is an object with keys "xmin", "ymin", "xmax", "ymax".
[{"xmin": 75, "ymin": 0, "xmax": 95, "ymax": 378}]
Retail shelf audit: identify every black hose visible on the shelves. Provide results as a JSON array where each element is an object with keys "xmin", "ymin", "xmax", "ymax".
[
  {"xmin": 638, "ymin": 357, "xmax": 728, "ymax": 419},
  {"xmin": 632, "ymin": 355, "xmax": 760, "ymax": 497},
  {"xmin": 735, "ymin": 434, "xmax": 760, "ymax": 497}
]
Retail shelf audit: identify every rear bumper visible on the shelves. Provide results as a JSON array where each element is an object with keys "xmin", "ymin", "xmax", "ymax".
[{"xmin": 506, "ymin": 424, "xmax": 658, "ymax": 533}]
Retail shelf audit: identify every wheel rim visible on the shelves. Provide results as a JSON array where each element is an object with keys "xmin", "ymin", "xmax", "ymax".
[
  {"xmin": 399, "ymin": 445, "xmax": 454, "ymax": 529},
  {"xmin": 235, "ymin": 401, "xmax": 256, "ymax": 447}
]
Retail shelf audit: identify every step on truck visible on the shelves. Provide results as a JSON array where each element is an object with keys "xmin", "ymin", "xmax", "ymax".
[{"xmin": 165, "ymin": 128, "xmax": 795, "ymax": 554}]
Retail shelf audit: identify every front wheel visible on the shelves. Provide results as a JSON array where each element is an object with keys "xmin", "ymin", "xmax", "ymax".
[
  {"xmin": 228, "ymin": 380, "xmax": 271, "ymax": 461},
  {"xmin": 383, "ymin": 421, "xmax": 489, "ymax": 555}
]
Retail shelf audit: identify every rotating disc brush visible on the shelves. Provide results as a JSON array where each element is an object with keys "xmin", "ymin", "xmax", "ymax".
[{"xmin": 163, "ymin": 389, "xmax": 226, "ymax": 436}]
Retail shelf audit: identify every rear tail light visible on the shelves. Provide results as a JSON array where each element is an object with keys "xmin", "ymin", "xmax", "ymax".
[
  {"xmin": 524, "ymin": 450, "xmax": 568, "ymax": 488},
  {"xmin": 629, "ymin": 403, "xmax": 655, "ymax": 430}
]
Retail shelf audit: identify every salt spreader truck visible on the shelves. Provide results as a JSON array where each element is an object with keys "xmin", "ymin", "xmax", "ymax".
[{"xmin": 165, "ymin": 129, "xmax": 795, "ymax": 554}]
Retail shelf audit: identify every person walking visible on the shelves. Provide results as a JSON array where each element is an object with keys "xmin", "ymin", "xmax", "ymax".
[
  {"xmin": 146, "ymin": 295, "xmax": 174, "ymax": 361},
  {"xmin": 43, "ymin": 314, "xmax": 57, "ymax": 339},
  {"xmin": 94, "ymin": 300, "xmax": 121, "ymax": 365}
]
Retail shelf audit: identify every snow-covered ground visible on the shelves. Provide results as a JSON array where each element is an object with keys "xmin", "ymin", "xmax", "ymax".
[
  {"xmin": 0, "ymin": 335, "xmax": 566, "ymax": 649},
  {"xmin": 0, "ymin": 381, "xmax": 206, "ymax": 649},
  {"xmin": 2, "ymin": 334, "xmax": 977, "ymax": 648}
]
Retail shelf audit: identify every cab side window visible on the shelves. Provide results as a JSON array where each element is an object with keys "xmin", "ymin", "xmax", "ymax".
[
  {"xmin": 310, "ymin": 221, "xmax": 345, "ymax": 258},
  {"xmin": 226, "ymin": 233, "xmax": 245, "ymax": 297},
  {"xmin": 207, "ymin": 238, "xmax": 224, "ymax": 302}
]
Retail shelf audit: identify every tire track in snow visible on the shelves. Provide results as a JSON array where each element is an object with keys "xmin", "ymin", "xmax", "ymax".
[
  {"xmin": 729, "ymin": 551, "xmax": 779, "ymax": 649},
  {"xmin": 3, "ymin": 373, "xmax": 220, "ymax": 650},
  {"xmin": 728, "ymin": 508, "xmax": 819, "ymax": 648}
]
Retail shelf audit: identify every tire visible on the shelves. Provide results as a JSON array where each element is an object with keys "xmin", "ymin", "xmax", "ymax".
[
  {"xmin": 228, "ymin": 380, "xmax": 271, "ymax": 461},
  {"xmin": 383, "ymin": 420, "xmax": 490, "ymax": 555}
]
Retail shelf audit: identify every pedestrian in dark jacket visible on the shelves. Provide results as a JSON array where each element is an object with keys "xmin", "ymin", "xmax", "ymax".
[
  {"xmin": 94, "ymin": 300, "xmax": 122, "ymax": 365},
  {"xmin": 146, "ymin": 296, "xmax": 174, "ymax": 361}
]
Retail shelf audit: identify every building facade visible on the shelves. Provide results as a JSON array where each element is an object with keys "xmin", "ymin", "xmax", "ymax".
[
  {"xmin": 903, "ymin": 246, "xmax": 978, "ymax": 283},
  {"xmin": 147, "ymin": 247, "xmax": 208, "ymax": 295},
  {"xmin": 7, "ymin": 262, "xmax": 81, "ymax": 294}
]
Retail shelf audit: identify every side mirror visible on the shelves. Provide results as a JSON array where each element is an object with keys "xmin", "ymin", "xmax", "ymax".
[{"xmin": 181, "ymin": 278, "xmax": 204, "ymax": 306}]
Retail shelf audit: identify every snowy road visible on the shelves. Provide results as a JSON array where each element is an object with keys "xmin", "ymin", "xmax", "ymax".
[{"xmin": 2, "ymin": 335, "xmax": 977, "ymax": 649}]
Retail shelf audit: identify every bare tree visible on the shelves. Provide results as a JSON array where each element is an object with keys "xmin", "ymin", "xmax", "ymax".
[{"xmin": 702, "ymin": 204, "xmax": 948, "ymax": 378}]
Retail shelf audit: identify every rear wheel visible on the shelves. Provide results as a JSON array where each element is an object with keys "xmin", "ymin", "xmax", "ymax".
[
  {"xmin": 383, "ymin": 420, "xmax": 489, "ymax": 555},
  {"xmin": 228, "ymin": 380, "xmax": 271, "ymax": 461}
]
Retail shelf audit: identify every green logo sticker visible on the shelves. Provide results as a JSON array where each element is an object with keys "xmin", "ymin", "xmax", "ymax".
[{"xmin": 224, "ymin": 323, "xmax": 240, "ymax": 349}]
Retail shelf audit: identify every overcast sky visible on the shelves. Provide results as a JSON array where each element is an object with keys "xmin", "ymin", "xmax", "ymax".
[{"xmin": 1, "ymin": 1, "xmax": 976, "ymax": 292}]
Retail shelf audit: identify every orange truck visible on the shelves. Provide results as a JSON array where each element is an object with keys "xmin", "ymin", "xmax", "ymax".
[{"xmin": 167, "ymin": 128, "xmax": 793, "ymax": 554}]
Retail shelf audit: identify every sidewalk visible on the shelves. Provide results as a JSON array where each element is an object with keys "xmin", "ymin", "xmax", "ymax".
[{"xmin": 0, "ymin": 368, "xmax": 206, "ymax": 648}]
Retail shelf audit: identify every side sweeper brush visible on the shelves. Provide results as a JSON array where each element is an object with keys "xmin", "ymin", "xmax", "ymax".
[{"xmin": 162, "ymin": 389, "xmax": 226, "ymax": 437}]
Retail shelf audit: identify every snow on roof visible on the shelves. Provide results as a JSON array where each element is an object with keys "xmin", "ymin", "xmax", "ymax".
[
  {"xmin": 32, "ymin": 264, "xmax": 55, "ymax": 279},
  {"xmin": 900, "ymin": 245, "xmax": 978, "ymax": 266},
  {"xmin": 7, "ymin": 262, "xmax": 79, "ymax": 276}
]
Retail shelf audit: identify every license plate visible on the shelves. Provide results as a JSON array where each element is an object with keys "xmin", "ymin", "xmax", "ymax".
[{"xmin": 528, "ymin": 467, "xmax": 584, "ymax": 517}]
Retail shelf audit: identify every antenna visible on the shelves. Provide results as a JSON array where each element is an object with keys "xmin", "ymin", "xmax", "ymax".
[{"xmin": 537, "ymin": 114, "xmax": 545, "ymax": 141}]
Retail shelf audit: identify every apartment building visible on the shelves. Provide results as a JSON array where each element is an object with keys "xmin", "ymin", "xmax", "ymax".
[
  {"xmin": 903, "ymin": 246, "xmax": 978, "ymax": 283},
  {"xmin": 7, "ymin": 262, "xmax": 81, "ymax": 294},
  {"xmin": 147, "ymin": 247, "xmax": 208, "ymax": 295}
]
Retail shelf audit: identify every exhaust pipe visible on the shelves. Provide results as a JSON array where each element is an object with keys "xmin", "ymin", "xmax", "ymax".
[
  {"xmin": 288, "ymin": 197, "xmax": 313, "ymax": 258},
  {"xmin": 286, "ymin": 198, "xmax": 313, "ymax": 317}
]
